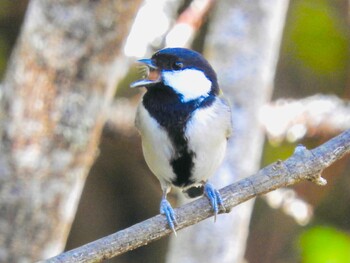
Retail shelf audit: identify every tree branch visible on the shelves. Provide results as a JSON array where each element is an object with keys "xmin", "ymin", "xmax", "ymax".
[{"xmin": 43, "ymin": 129, "xmax": 350, "ymax": 263}]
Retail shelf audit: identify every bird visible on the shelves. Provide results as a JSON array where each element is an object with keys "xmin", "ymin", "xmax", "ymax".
[{"xmin": 130, "ymin": 47, "xmax": 232, "ymax": 233}]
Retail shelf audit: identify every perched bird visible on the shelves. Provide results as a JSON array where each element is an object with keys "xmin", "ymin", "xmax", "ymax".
[{"xmin": 131, "ymin": 47, "xmax": 232, "ymax": 233}]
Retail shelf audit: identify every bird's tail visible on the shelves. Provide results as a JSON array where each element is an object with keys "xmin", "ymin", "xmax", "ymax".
[{"xmin": 182, "ymin": 185, "xmax": 204, "ymax": 198}]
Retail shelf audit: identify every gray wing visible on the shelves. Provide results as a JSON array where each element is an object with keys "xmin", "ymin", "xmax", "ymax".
[{"xmin": 217, "ymin": 95, "xmax": 233, "ymax": 139}]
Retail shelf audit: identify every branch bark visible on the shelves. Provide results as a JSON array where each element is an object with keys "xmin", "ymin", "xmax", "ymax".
[{"xmin": 44, "ymin": 129, "xmax": 350, "ymax": 263}]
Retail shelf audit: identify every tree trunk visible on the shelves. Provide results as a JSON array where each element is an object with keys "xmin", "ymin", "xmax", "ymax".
[
  {"xmin": 166, "ymin": 1, "xmax": 289, "ymax": 262},
  {"xmin": 0, "ymin": 0, "xmax": 140, "ymax": 262}
]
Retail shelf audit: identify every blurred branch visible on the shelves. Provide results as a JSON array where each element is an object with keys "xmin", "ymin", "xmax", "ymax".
[
  {"xmin": 263, "ymin": 188, "xmax": 313, "ymax": 225},
  {"xmin": 124, "ymin": 0, "xmax": 214, "ymax": 56},
  {"xmin": 165, "ymin": 0, "xmax": 214, "ymax": 47},
  {"xmin": 123, "ymin": 0, "xmax": 182, "ymax": 57},
  {"xmin": 107, "ymin": 94, "xmax": 350, "ymax": 139},
  {"xmin": 0, "ymin": 1, "xmax": 141, "ymax": 261},
  {"xmin": 105, "ymin": 98, "xmax": 138, "ymax": 136},
  {"xmin": 261, "ymin": 94, "xmax": 350, "ymax": 143},
  {"xmin": 44, "ymin": 129, "xmax": 350, "ymax": 263}
]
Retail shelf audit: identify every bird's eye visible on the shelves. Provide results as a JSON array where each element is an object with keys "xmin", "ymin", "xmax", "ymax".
[{"xmin": 172, "ymin": 61, "xmax": 183, "ymax": 70}]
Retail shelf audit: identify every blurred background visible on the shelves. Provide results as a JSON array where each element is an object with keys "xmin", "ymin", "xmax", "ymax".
[{"xmin": 1, "ymin": 0, "xmax": 350, "ymax": 262}]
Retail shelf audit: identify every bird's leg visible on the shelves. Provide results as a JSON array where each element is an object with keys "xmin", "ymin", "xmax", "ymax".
[
  {"xmin": 160, "ymin": 187, "xmax": 177, "ymax": 235},
  {"xmin": 204, "ymin": 182, "xmax": 226, "ymax": 222}
]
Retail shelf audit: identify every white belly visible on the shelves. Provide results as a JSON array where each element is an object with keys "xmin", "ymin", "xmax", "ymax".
[
  {"xmin": 136, "ymin": 104, "xmax": 176, "ymax": 186},
  {"xmin": 185, "ymin": 99, "xmax": 231, "ymax": 185},
  {"xmin": 135, "ymin": 97, "xmax": 232, "ymax": 189}
]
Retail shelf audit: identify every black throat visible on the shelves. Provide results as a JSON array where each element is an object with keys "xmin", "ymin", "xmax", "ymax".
[{"xmin": 142, "ymin": 83, "xmax": 214, "ymax": 187}]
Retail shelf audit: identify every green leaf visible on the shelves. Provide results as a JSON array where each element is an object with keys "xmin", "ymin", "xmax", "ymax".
[
  {"xmin": 299, "ymin": 226, "xmax": 350, "ymax": 263},
  {"xmin": 286, "ymin": 0, "xmax": 348, "ymax": 75}
]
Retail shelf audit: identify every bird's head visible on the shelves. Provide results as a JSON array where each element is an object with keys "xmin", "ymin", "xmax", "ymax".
[{"xmin": 131, "ymin": 48, "xmax": 219, "ymax": 102}]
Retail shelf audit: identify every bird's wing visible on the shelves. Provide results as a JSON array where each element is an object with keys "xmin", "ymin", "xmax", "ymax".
[{"xmin": 217, "ymin": 94, "xmax": 233, "ymax": 139}]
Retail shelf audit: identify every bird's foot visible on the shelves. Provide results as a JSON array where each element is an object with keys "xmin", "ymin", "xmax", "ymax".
[
  {"xmin": 204, "ymin": 183, "xmax": 226, "ymax": 222},
  {"xmin": 160, "ymin": 199, "xmax": 177, "ymax": 235}
]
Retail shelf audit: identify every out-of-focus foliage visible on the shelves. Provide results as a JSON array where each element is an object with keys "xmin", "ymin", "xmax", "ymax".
[
  {"xmin": 286, "ymin": 0, "xmax": 348, "ymax": 76},
  {"xmin": 252, "ymin": 0, "xmax": 350, "ymax": 262},
  {"xmin": 298, "ymin": 226, "xmax": 350, "ymax": 263},
  {"xmin": 0, "ymin": 37, "xmax": 9, "ymax": 75},
  {"xmin": 0, "ymin": 0, "xmax": 28, "ymax": 78},
  {"xmin": 275, "ymin": 0, "xmax": 350, "ymax": 98},
  {"xmin": 261, "ymin": 141, "xmax": 296, "ymax": 167}
]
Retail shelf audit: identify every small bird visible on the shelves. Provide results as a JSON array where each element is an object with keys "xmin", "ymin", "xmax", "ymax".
[{"xmin": 131, "ymin": 47, "xmax": 232, "ymax": 233}]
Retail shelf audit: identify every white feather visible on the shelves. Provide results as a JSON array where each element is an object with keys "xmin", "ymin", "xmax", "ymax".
[
  {"xmin": 135, "ymin": 104, "xmax": 175, "ymax": 188},
  {"xmin": 185, "ymin": 98, "xmax": 232, "ymax": 185},
  {"xmin": 162, "ymin": 69, "xmax": 212, "ymax": 102}
]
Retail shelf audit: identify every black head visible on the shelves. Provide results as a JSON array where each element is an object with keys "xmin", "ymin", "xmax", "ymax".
[
  {"xmin": 131, "ymin": 48, "xmax": 219, "ymax": 101},
  {"xmin": 152, "ymin": 48, "xmax": 218, "ymax": 82}
]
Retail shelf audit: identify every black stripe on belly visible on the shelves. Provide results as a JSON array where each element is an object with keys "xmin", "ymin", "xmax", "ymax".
[
  {"xmin": 142, "ymin": 83, "xmax": 214, "ymax": 187},
  {"xmin": 168, "ymin": 129, "xmax": 195, "ymax": 187}
]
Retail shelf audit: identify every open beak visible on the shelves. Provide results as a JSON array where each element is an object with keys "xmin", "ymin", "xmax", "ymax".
[{"xmin": 130, "ymin": 59, "xmax": 161, "ymax": 88}]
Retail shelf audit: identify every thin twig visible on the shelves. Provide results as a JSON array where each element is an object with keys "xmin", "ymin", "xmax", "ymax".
[{"xmin": 43, "ymin": 129, "xmax": 350, "ymax": 263}]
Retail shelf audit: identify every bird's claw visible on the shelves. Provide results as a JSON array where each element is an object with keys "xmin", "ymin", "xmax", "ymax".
[
  {"xmin": 160, "ymin": 199, "xmax": 177, "ymax": 235},
  {"xmin": 204, "ymin": 183, "xmax": 226, "ymax": 221}
]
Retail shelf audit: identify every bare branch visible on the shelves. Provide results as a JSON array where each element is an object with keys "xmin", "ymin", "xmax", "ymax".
[{"xmin": 43, "ymin": 129, "xmax": 350, "ymax": 263}]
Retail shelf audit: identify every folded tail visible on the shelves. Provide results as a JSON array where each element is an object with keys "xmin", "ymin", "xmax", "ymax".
[{"xmin": 182, "ymin": 185, "xmax": 204, "ymax": 198}]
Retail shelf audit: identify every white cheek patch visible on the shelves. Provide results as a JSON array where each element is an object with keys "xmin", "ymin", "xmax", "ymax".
[{"xmin": 162, "ymin": 69, "xmax": 212, "ymax": 102}]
